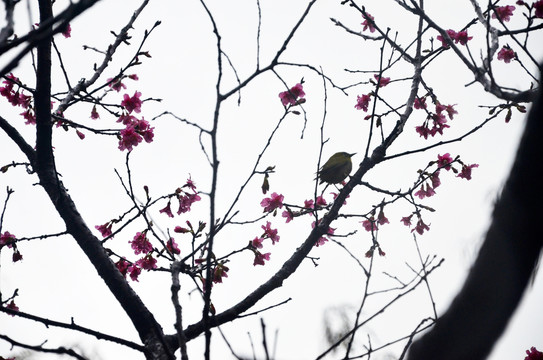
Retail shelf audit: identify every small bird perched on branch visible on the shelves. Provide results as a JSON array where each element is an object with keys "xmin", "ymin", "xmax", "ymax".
[{"xmin": 317, "ymin": 152, "xmax": 355, "ymax": 184}]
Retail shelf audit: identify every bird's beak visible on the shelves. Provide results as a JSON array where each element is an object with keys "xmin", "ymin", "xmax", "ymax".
[{"xmin": 349, "ymin": 153, "xmax": 356, "ymax": 157}]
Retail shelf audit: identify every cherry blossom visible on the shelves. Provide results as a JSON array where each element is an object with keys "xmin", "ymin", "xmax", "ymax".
[{"xmin": 279, "ymin": 83, "xmax": 305, "ymax": 106}]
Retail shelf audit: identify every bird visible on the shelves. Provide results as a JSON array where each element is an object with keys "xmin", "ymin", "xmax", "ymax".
[{"xmin": 317, "ymin": 152, "xmax": 355, "ymax": 184}]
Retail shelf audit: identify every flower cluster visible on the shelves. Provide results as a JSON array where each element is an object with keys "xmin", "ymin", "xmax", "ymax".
[
  {"xmin": 117, "ymin": 91, "xmax": 154, "ymax": 151},
  {"xmin": 251, "ymin": 221, "xmax": 281, "ymax": 266},
  {"xmin": 213, "ymin": 262, "xmax": 229, "ymax": 283},
  {"xmin": 0, "ymin": 73, "xmax": 35, "ymax": 124},
  {"xmin": 525, "ymin": 346, "xmax": 543, "ymax": 360},
  {"xmin": 175, "ymin": 177, "xmax": 201, "ymax": 214},
  {"xmin": 279, "ymin": 83, "xmax": 306, "ymax": 106},
  {"xmin": 95, "ymin": 221, "xmax": 113, "ymax": 238},
  {"xmin": 401, "ymin": 153, "xmax": 478, "ymax": 236},
  {"xmin": 261, "ymin": 192, "xmax": 284, "ymax": 214},
  {"xmin": 362, "ymin": 207, "xmax": 389, "ymax": 233},
  {"xmin": 498, "ymin": 46, "xmax": 516, "ymax": 63},
  {"xmin": 100, "ymin": 178, "xmax": 200, "ymax": 281},
  {"xmin": 414, "ymin": 171, "xmax": 441, "ymax": 199},
  {"xmin": 415, "ymin": 101, "xmax": 458, "ymax": 139},
  {"xmin": 353, "ymin": 74, "xmax": 389, "ymax": 119},
  {"xmin": 436, "ymin": 29, "xmax": 473, "ymax": 48},
  {"xmin": 114, "ymin": 230, "xmax": 157, "ymax": 281},
  {"xmin": 355, "ymin": 94, "xmax": 372, "ymax": 113}
]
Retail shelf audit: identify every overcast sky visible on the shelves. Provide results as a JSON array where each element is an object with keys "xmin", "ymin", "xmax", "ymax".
[{"xmin": 1, "ymin": 1, "xmax": 542, "ymax": 359}]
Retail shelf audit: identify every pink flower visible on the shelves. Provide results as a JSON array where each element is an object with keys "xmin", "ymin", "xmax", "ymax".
[
  {"xmin": 414, "ymin": 97, "xmax": 427, "ymax": 109},
  {"xmin": 315, "ymin": 236, "xmax": 328, "ymax": 247},
  {"xmin": 279, "ymin": 83, "xmax": 305, "ymax": 106},
  {"xmin": 377, "ymin": 209, "xmax": 389, "ymax": 225},
  {"xmin": 167, "ymin": 237, "xmax": 181, "ymax": 254},
  {"xmin": 0, "ymin": 231, "xmax": 16, "ymax": 247},
  {"xmin": 361, "ymin": 13, "xmax": 376, "ymax": 33},
  {"xmin": 437, "ymin": 153, "xmax": 454, "ymax": 170},
  {"xmin": 159, "ymin": 201, "xmax": 174, "ymax": 218},
  {"xmin": 373, "ymin": 74, "xmax": 391, "ymax": 87},
  {"xmin": 128, "ymin": 74, "xmax": 139, "ymax": 81},
  {"xmin": 134, "ymin": 118, "xmax": 154, "ymax": 143},
  {"xmin": 311, "ymin": 220, "xmax": 334, "ymax": 247},
  {"xmin": 174, "ymin": 226, "xmax": 190, "ymax": 233},
  {"xmin": 492, "ymin": 5, "xmax": 516, "ymax": 21},
  {"xmin": 437, "ymin": 29, "xmax": 472, "ymax": 47},
  {"xmin": 129, "ymin": 231, "xmax": 152, "ymax": 255},
  {"xmin": 90, "ymin": 105, "xmax": 100, "ymax": 119},
  {"xmin": 184, "ymin": 177, "xmax": 197, "ymax": 192},
  {"xmin": 436, "ymin": 103, "xmax": 458, "ymax": 120},
  {"xmin": 76, "ymin": 130, "xmax": 85, "ymax": 139},
  {"xmin": 107, "ymin": 77, "xmax": 126, "ymax": 92},
  {"xmin": 415, "ymin": 183, "xmax": 436, "ymax": 199},
  {"xmin": 95, "ymin": 222, "xmax": 113, "ymax": 238},
  {"xmin": 412, "ymin": 218, "xmax": 430, "ymax": 235},
  {"xmin": 414, "ymin": 185, "xmax": 427, "ymax": 199},
  {"xmin": 430, "ymin": 171, "xmax": 441, "ymax": 189},
  {"xmin": 261, "ymin": 192, "xmax": 284, "ymax": 213},
  {"xmin": 62, "ymin": 23, "xmax": 72, "ymax": 38},
  {"xmin": 497, "ymin": 46, "xmax": 516, "ymax": 63},
  {"xmin": 355, "ymin": 94, "xmax": 371, "ymax": 112},
  {"xmin": 455, "ymin": 30, "xmax": 473, "ymax": 45},
  {"xmin": 213, "ymin": 264, "xmax": 229, "ymax": 283},
  {"xmin": 415, "ymin": 124, "xmax": 431, "ymax": 139},
  {"xmin": 115, "ymin": 258, "xmax": 130, "ymax": 278},
  {"xmin": 525, "ymin": 346, "xmax": 543, "ymax": 360},
  {"xmin": 304, "ymin": 199, "xmax": 315, "ymax": 209},
  {"xmin": 253, "ymin": 251, "xmax": 271, "ymax": 266},
  {"xmin": 117, "ymin": 113, "xmax": 136, "ymax": 124},
  {"xmin": 177, "ymin": 192, "xmax": 201, "ymax": 214},
  {"xmin": 252, "ymin": 236, "xmax": 264, "ymax": 249},
  {"xmin": 118, "ymin": 119, "xmax": 155, "ymax": 151},
  {"xmin": 19, "ymin": 93, "xmax": 32, "ymax": 109},
  {"xmin": 6, "ymin": 300, "xmax": 19, "ymax": 316},
  {"xmin": 118, "ymin": 125, "xmax": 142, "ymax": 151},
  {"xmin": 316, "ymin": 196, "xmax": 327, "ymax": 207},
  {"xmin": 136, "ymin": 254, "xmax": 157, "ymax": 270},
  {"xmin": 0, "ymin": 74, "xmax": 17, "ymax": 98},
  {"xmin": 121, "ymin": 91, "xmax": 142, "ymax": 113},
  {"xmin": 262, "ymin": 221, "xmax": 280, "ymax": 244},
  {"xmin": 457, "ymin": 163, "xmax": 479, "ymax": 180},
  {"xmin": 401, "ymin": 215, "xmax": 413, "ymax": 227},
  {"xmin": 282, "ymin": 210, "xmax": 293, "ymax": 223},
  {"xmin": 437, "ymin": 29, "xmax": 458, "ymax": 48},
  {"xmin": 535, "ymin": 1, "xmax": 543, "ymax": 18},
  {"xmin": 128, "ymin": 264, "xmax": 141, "ymax": 281},
  {"xmin": 13, "ymin": 250, "xmax": 23, "ymax": 262},
  {"xmin": 362, "ymin": 218, "xmax": 378, "ymax": 232},
  {"xmin": 431, "ymin": 112, "xmax": 450, "ymax": 135}
]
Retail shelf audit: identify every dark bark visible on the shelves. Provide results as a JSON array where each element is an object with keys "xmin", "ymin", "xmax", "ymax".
[
  {"xmin": 407, "ymin": 66, "xmax": 543, "ymax": 360},
  {"xmin": 31, "ymin": 1, "xmax": 173, "ymax": 359}
]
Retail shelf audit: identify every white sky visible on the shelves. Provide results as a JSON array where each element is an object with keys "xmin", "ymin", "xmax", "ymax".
[{"xmin": 1, "ymin": 0, "xmax": 542, "ymax": 359}]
